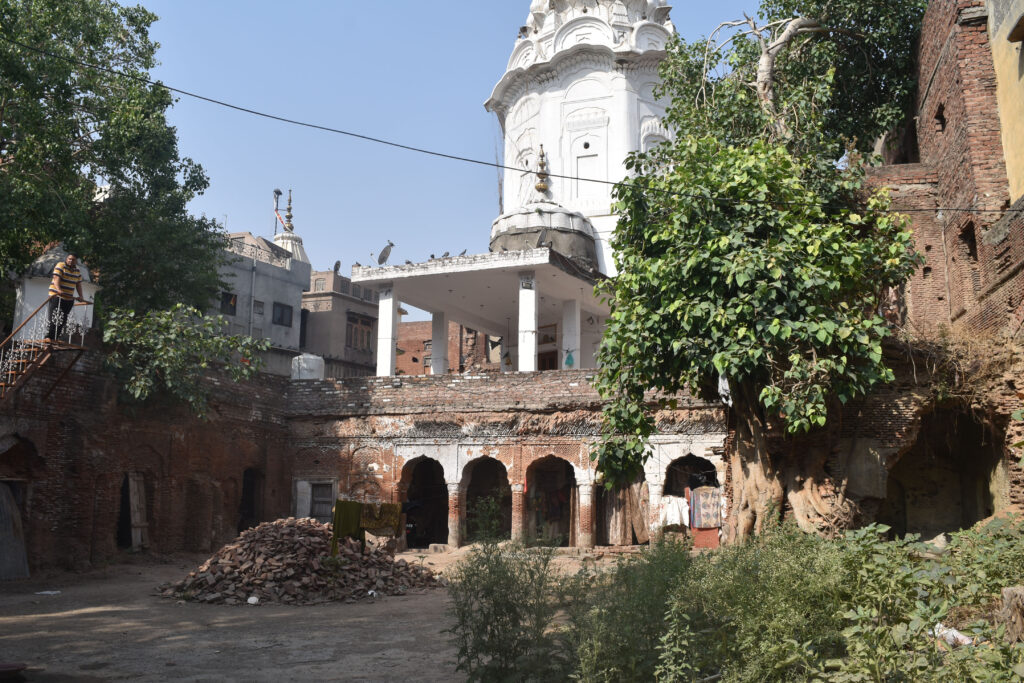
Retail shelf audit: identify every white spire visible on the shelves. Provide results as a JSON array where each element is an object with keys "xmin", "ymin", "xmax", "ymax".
[{"xmin": 273, "ymin": 190, "xmax": 310, "ymax": 264}]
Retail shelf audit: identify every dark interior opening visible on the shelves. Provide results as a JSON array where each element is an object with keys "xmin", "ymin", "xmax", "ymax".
[
  {"xmin": 238, "ymin": 468, "xmax": 264, "ymax": 533},
  {"xmin": 526, "ymin": 456, "xmax": 576, "ymax": 547},
  {"xmin": 464, "ymin": 458, "xmax": 512, "ymax": 542},
  {"xmin": 664, "ymin": 455, "xmax": 718, "ymax": 497},
  {"xmin": 404, "ymin": 458, "xmax": 448, "ymax": 548},
  {"xmin": 878, "ymin": 407, "xmax": 1006, "ymax": 540},
  {"xmin": 117, "ymin": 474, "xmax": 132, "ymax": 548}
]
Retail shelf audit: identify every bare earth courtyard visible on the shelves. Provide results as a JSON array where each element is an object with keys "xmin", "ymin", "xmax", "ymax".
[{"xmin": 0, "ymin": 552, "xmax": 461, "ymax": 682}]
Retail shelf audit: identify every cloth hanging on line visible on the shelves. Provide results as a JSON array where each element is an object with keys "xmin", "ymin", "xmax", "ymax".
[{"xmin": 690, "ymin": 487, "xmax": 722, "ymax": 530}]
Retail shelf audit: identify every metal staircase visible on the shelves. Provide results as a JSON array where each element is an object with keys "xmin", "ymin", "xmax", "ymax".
[{"xmin": 0, "ymin": 298, "xmax": 89, "ymax": 405}]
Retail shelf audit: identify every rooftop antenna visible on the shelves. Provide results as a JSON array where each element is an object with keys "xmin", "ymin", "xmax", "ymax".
[{"xmin": 272, "ymin": 188, "xmax": 283, "ymax": 236}]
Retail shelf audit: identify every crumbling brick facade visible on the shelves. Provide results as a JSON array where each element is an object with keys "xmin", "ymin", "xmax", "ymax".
[{"xmin": 874, "ymin": 0, "xmax": 1024, "ymax": 340}]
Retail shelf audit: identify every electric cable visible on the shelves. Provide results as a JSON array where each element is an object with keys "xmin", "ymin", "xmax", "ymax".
[{"xmin": 2, "ymin": 33, "xmax": 1022, "ymax": 217}]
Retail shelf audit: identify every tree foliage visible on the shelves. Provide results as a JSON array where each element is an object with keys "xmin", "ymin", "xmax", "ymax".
[
  {"xmin": 594, "ymin": 0, "xmax": 926, "ymax": 524},
  {"xmin": 102, "ymin": 304, "xmax": 270, "ymax": 417},
  {"xmin": 0, "ymin": 0, "xmax": 225, "ymax": 311}
]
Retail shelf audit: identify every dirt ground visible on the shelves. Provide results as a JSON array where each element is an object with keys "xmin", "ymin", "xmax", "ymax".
[
  {"xmin": 0, "ymin": 550, "xmax": 463, "ymax": 683},
  {"xmin": 0, "ymin": 546, "xmax": 620, "ymax": 682}
]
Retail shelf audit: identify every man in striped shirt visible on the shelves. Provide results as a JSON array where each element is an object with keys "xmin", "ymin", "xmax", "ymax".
[{"xmin": 46, "ymin": 254, "xmax": 85, "ymax": 343}]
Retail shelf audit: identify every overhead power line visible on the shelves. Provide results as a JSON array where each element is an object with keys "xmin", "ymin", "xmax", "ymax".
[{"xmin": 1, "ymin": 33, "xmax": 1021, "ymax": 217}]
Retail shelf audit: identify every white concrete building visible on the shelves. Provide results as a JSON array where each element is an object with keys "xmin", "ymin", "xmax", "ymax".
[
  {"xmin": 217, "ymin": 193, "xmax": 312, "ymax": 375},
  {"xmin": 354, "ymin": 0, "xmax": 673, "ymax": 376}
]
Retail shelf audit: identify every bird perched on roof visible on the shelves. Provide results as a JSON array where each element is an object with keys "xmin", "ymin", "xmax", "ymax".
[
  {"xmin": 333, "ymin": 260, "xmax": 341, "ymax": 275},
  {"xmin": 459, "ymin": 249, "xmax": 467, "ymax": 256},
  {"xmin": 353, "ymin": 261, "xmax": 362, "ymax": 267},
  {"xmin": 430, "ymin": 253, "xmax": 436, "ymax": 259},
  {"xmin": 442, "ymin": 251, "xmax": 450, "ymax": 258},
  {"xmin": 405, "ymin": 259, "xmax": 413, "ymax": 265},
  {"xmin": 378, "ymin": 240, "xmax": 395, "ymax": 265}
]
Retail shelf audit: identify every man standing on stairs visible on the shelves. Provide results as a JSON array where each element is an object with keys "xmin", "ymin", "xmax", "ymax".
[{"xmin": 45, "ymin": 253, "xmax": 85, "ymax": 344}]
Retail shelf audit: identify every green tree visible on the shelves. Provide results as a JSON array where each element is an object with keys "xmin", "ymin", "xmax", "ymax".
[
  {"xmin": 0, "ymin": 0, "xmax": 225, "ymax": 311},
  {"xmin": 102, "ymin": 304, "xmax": 270, "ymax": 417},
  {"xmin": 594, "ymin": 0, "xmax": 925, "ymax": 539}
]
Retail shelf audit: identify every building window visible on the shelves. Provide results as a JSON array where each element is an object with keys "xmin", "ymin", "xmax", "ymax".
[
  {"xmin": 272, "ymin": 302, "xmax": 293, "ymax": 327},
  {"xmin": 352, "ymin": 285, "xmax": 362, "ymax": 299},
  {"xmin": 220, "ymin": 292, "xmax": 237, "ymax": 316},
  {"xmin": 424, "ymin": 356, "xmax": 432, "ymax": 370},
  {"xmin": 314, "ymin": 278, "xmax": 326, "ymax": 292},
  {"xmin": 346, "ymin": 313, "xmax": 374, "ymax": 351},
  {"xmin": 310, "ymin": 483, "xmax": 334, "ymax": 523},
  {"xmin": 957, "ymin": 222, "xmax": 981, "ymax": 295},
  {"xmin": 253, "ymin": 300, "xmax": 264, "ymax": 316}
]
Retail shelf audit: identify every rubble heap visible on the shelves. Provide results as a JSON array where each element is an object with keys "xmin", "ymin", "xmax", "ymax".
[{"xmin": 163, "ymin": 517, "xmax": 441, "ymax": 605}]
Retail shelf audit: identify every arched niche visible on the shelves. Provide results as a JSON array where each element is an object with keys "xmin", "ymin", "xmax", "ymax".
[{"xmin": 462, "ymin": 457, "xmax": 512, "ymax": 541}]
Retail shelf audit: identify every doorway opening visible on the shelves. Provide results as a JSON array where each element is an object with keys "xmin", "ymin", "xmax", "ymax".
[
  {"xmin": 664, "ymin": 455, "xmax": 718, "ymax": 496},
  {"xmin": 238, "ymin": 468, "xmax": 264, "ymax": 533},
  {"xmin": 526, "ymin": 456, "xmax": 577, "ymax": 546},
  {"xmin": 464, "ymin": 457, "xmax": 512, "ymax": 542},
  {"xmin": 878, "ymin": 407, "xmax": 1007, "ymax": 540},
  {"xmin": 403, "ymin": 458, "xmax": 448, "ymax": 548}
]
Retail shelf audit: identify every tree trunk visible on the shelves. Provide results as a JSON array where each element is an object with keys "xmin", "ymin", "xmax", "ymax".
[
  {"xmin": 728, "ymin": 380, "xmax": 784, "ymax": 541},
  {"xmin": 726, "ymin": 380, "xmax": 854, "ymax": 542}
]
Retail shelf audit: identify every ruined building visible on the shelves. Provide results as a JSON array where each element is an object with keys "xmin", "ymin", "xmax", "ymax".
[{"xmin": 3, "ymin": 0, "xmax": 1024, "ymax": 575}]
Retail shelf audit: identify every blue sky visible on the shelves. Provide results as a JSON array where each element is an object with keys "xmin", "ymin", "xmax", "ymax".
[{"xmin": 143, "ymin": 1, "xmax": 759, "ymax": 280}]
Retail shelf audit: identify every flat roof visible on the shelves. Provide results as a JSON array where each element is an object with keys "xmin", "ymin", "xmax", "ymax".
[{"xmin": 351, "ymin": 249, "xmax": 607, "ymax": 336}]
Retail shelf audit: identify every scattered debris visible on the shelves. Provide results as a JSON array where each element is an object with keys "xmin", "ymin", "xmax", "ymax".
[
  {"xmin": 162, "ymin": 518, "xmax": 442, "ymax": 605},
  {"xmin": 932, "ymin": 622, "xmax": 974, "ymax": 648}
]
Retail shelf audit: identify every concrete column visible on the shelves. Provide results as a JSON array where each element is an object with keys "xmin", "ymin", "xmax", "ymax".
[
  {"xmin": 518, "ymin": 271, "xmax": 537, "ymax": 372},
  {"xmin": 431, "ymin": 311, "xmax": 449, "ymax": 375},
  {"xmin": 577, "ymin": 483, "xmax": 595, "ymax": 549},
  {"xmin": 375, "ymin": 285, "xmax": 399, "ymax": 376},
  {"xmin": 446, "ymin": 482, "xmax": 461, "ymax": 548},
  {"xmin": 510, "ymin": 483, "xmax": 526, "ymax": 543},
  {"xmin": 561, "ymin": 298, "xmax": 581, "ymax": 370}
]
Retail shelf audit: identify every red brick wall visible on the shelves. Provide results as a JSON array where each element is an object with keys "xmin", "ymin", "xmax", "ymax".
[
  {"xmin": 395, "ymin": 321, "xmax": 498, "ymax": 376},
  {"xmin": 878, "ymin": 0, "xmax": 1023, "ymax": 339}
]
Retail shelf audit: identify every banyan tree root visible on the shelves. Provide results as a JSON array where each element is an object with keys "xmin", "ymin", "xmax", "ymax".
[{"xmin": 996, "ymin": 587, "xmax": 1024, "ymax": 643}]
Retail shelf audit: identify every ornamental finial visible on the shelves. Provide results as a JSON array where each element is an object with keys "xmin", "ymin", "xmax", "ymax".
[{"xmin": 534, "ymin": 145, "xmax": 550, "ymax": 193}]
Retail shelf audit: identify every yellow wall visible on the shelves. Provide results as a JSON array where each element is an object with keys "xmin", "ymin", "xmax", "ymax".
[{"xmin": 990, "ymin": 0, "xmax": 1024, "ymax": 203}]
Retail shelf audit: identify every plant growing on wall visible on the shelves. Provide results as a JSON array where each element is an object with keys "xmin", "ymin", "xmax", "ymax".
[
  {"xmin": 103, "ymin": 304, "xmax": 269, "ymax": 416},
  {"xmin": 594, "ymin": 0, "xmax": 926, "ymax": 539}
]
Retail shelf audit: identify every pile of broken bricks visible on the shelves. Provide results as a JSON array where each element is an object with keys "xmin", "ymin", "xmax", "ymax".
[{"xmin": 162, "ymin": 517, "xmax": 443, "ymax": 605}]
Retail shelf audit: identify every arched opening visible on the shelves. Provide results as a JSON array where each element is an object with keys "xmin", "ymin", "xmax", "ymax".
[
  {"xmin": 526, "ymin": 456, "xmax": 577, "ymax": 547},
  {"xmin": 596, "ymin": 472, "xmax": 650, "ymax": 547},
  {"xmin": 463, "ymin": 457, "xmax": 512, "ymax": 542},
  {"xmin": 878, "ymin": 407, "xmax": 1008, "ymax": 540},
  {"xmin": 238, "ymin": 468, "xmax": 264, "ymax": 534},
  {"xmin": 664, "ymin": 455, "xmax": 718, "ymax": 497},
  {"xmin": 1, "ymin": 435, "xmax": 36, "ymax": 579},
  {"xmin": 402, "ymin": 457, "xmax": 448, "ymax": 548}
]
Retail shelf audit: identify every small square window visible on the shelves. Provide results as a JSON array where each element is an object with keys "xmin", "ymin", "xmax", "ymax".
[
  {"xmin": 253, "ymin": 300, "xmax": 264, "ymax": 316},
  {"xmin": 220, "ymin": 292, "xmax": 237, "ymax": 316},
  {"xmin": 272, "ymin": 302, "xmax": 293, "ymax": 327},
  {"xmin": 314, "ymin": 278, "xmax": 326, "ymax": 292}
]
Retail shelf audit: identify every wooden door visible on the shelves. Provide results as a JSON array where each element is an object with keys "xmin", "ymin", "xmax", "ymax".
[{"xmin": 128, "ymin": 473, "xmax": 150, "ymax": 550}]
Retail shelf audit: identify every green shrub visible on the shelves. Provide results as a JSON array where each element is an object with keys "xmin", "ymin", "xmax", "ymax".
[
  {"xmin": 656, "ymin": 524, "xmax": 847, "ymax": 682},
  {"xmin": 569, "ymin": 540, "xmax": 693, "ymax": 682},
  {"xmin": 446, "ymin": 542, "xmax": 569, "ymax": 682}
]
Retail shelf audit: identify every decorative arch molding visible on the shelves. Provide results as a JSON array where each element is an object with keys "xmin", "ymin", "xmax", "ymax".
[
  {"xmin": 554, "ymin": 16, "xmax": 615, "ymax": 53},
  {"xmin": 508, "ymin": 40, "xmax": 539, "ymax": 72},
  {"xmin": 509, "ymin": 96, "xmax": 540, "ymax": 130},
  {"xmin": 563, "ymin": 76, "xmax": 610, "ymax": 104},
  {"xmin": 632, "ymin": 22, "xmax": 671, "ymax": 52}
]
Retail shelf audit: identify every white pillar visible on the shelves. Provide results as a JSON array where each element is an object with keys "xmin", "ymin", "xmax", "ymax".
[
  {"xmin": 561, "ymin": 298, "xmax": 581, "ymax": 370},
  {"xmin": 518, "ymin": 271, "xmax": 537, "ymax": 372},
  {"xmin": 431, "ymin": 311, "xmax": 449, "ymax": 376},
  {"xmin": 376, "ymin": 284, "xmax": 398, "ymax": 377}
]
